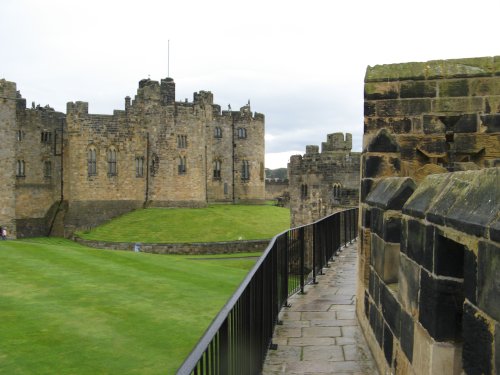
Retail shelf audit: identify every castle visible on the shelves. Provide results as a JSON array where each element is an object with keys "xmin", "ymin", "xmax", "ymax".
[
  {"xmin": 288, "ymin": 132, "xmax": 360, "ymax": 226},
  {"xmin": 0, "ymin": 77, "xmax": 265, "ymax": 238}
]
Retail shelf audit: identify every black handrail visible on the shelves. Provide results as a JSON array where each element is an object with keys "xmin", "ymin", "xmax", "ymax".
[{"xmin": 176, "ymin": 208, "xmax": 358, "ymax": 375}]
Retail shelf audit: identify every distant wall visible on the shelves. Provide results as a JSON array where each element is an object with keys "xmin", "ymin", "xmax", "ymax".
[{"xmin": 75, "ymin": 238, "xmax": 270, "ymax": 255}]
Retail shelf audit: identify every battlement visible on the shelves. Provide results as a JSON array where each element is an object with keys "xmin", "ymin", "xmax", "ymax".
[
  {"xmin": 0, "ymin": 79, "xmax": 17, "ymax": 97},
  {"xmin": 193, "ymin": 90, "xmax": 213, "ymax": 105},
  {"xmin": 322, "ymin": 132, "xmax": 352, "ymax": 152},
  {"xmin": 67, "ymin": 101, "xmax": 89, "ymax": 114}
]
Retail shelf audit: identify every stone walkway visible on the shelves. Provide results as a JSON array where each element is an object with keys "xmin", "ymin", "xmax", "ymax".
[{"xmin": 262, "ymin": 242, "xmax": 379, "ymax": 375}]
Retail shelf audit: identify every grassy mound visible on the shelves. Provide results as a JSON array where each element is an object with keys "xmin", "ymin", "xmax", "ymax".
[
  {"xmin": 0, "ymin": 238, "xmax": 258, "ymax": 374},
  {"xmin": 77, "ymin": 204, "xmax": 290, "ymax": 243}
]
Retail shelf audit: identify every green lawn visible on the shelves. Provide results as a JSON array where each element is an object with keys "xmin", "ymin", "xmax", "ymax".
[
  {"xmin": 76, "ymin": 204, "xmax": 290, "ymax": 243},
  {"xmin": 0, "ymin": 238, "xmax": 259, "ymax": 374}
]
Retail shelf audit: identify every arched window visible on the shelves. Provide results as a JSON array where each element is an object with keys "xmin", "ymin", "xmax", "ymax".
[
  {"xmin": 107, "ymin": 147, "xmax": 117, "ymax": 176},
  {"xmin": 44, "ymin": 161, "xmax": 51, "ymax": 178},
  {"xmin": 87, "ymin": 147, "xmax": 97, "ymax": 176},
  {"xmin": 241, "ymin": 160, "xmax": 250, "ymax": 180},
  {"xmin": 16, "ymin": 160, "xmax": 25, "ymax": 177},
  {"xmin": 213, "ymin": 160, "xmax": 221, "ymax": 179},
  {"xmin": 177, "ymin": 135, "xmax": 187, "ymax": 148},
  {"xmin": 301, "ymin": 184, "xmax": 308, "ymax": 199},
  {"xmin": 333, "ymin": 184, "xmax": 342, "ymax": 199},
  {"xmin": 178, "ymin": 156, "xmax": 187, "ymax": 174},
  {"xmin": 214, "ymin": 127, "xmax": 222, "ymax": 138},
  {"xmin": 237, "ymin": 128, "xmax": 247, "ymax": 139},
  {"xmin": 135, "ymin": 156, "xmax": 144, "ymax": 177}
]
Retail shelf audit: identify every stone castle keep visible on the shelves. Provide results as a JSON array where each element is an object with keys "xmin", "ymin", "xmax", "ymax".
[
  {"xmin": 357, "ymin": 56, "xmax": 500, "ymax": 375},
  {"xmin": 0, "ymin": 77, "xmax": 265, "ymax": 238},
  {"xmin": 288, "ymin": 132, "xmax": 360, "ymax": 227}
]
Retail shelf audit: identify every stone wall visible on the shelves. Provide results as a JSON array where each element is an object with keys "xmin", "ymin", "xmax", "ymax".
[
  {"xmin": 288, "ymin": 132, "xmax": 360, "ymax": 227},
  {"xmin": 358, "ymin": 56, "xmax": 500, "ymax": 375},
  {"xmin": 75, "ymin": 237, "xmax": 269, "ymax": 255}
]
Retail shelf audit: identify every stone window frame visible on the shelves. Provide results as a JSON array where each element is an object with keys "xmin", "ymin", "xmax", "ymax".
[
  {"xmin": 237, "ymin": 127, "xmax": 247, "ymax": 139},
  {"xmin": 178, "ymin": 155, "xmax": 187, "ymax": 174},
  {"xmin": 41, "ymin": 131, "xmax": 52, "ymax": 144},
  {"xmin": 107, "ymin": 146, "xmax": 117, "ymax": 176},
  {"xmin": 87, "ymin": 146, "xmax": 97, "ymax": 176},
  {"xmin": 301, "ymin": 184, "xmax": 308, "ymax": 199},
  {"xmin": 333, "ymin": 183, "xmax": 342, "ymax": 199},
  {"xmin": 43, "ymin": 160, "xmax": 52, "ymax": 178},
  {"xmin": 16, "ymin": 159, "xmax": 25, "ymax": 177},
  {"xmin": 177, "ymin": 135, "xmax": 188, "ymax": 148},
  {"xmin": 241, "ymin": 160, "xmax": 250, "ymax": 180},
  {"xmin": 17, "ymin": 130, "xmax": 24, "ymax": 141},
  {"xmin": 213, "ymin": 159, "xmax": 222, "ymax": 179},
  {"xmin": 214, "ymin": 127, "xmax": 222, "ymax": 139},
  {"xmin": 135, "ymin": 156, "xmax": 144, "ymax": 177}
]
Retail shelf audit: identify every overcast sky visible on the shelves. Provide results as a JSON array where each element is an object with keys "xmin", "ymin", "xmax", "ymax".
[{"xmin": 2, "ymin": 0, "xmax": 499, "ymax": 168}]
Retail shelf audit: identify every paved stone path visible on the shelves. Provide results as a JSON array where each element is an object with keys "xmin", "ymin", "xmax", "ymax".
[{"xmin": 262, "ymin": 242, "xmax": 379, "ymax": 375}]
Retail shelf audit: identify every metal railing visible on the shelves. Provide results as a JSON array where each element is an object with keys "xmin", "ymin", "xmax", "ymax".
[{"xmin": 176, "ymin": 208, "xmax": 358, "ymax": 375}]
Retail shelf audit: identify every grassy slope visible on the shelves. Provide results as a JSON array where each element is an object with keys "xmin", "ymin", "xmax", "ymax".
[
  {"xmin": 76, "ymin": 205, "xmax": 290, "ymax": 243},
  {"xmin": 0, "ymin": 238, "xmax": 258, "ymax": 374}
]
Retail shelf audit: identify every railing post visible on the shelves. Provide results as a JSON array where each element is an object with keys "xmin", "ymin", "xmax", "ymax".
[
  {"xmin": 299, "ymin": 226, "xmax": 305, "ymax": 294},
  {"xmin": 312, "ymin": 224, "xmax": 317, "ymax": 284}
]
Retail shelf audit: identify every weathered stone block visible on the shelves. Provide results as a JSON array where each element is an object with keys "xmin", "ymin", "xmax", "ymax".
[
  {"xmin": 399, "ymin": 308, "xmax": 414, "ymax": 362},
  {"xmin": 423, "ymin": 115, "xmax": 446, "ymax": 134},
  {"xmin": 360, "ymin": 178, "xmax": 375, "ymax": 202},
  {"xmin": 398, "ymin": 253, "xmax": 421, "ymax": 314},
  {"xmin": 403, "ymin": 173, "xmax": 452, "ymax": 219},
  {"xmin": 371, "ymin": 233, "xmax": 399, "ymax": 284},
  {"xmin": 364, "ymin": 81, "xmax": 399, "ymax": 100},
  {"xmin": 405, "ymin": 219, "xmax": 434, "ymax": 269},
  {"xmin": 400, "ymin": 80, "xmax": 437, "ymax": 98},
  {"xmin": 462, "ymin": 302, "xmax": 493, "ymax": 375},
  {"xmin": 419, "ymin": 271, "xmax": 463, "ymax": 342},
  {"xmin": 463, "ymin": 248, "xmax": 477, "ymax": 305},
  {"xmin": 477, "ymin": 241, "xmax": 500, "ymax": 321},
  {"xmin": 365, "ymin": 177, "xmax": 416, "ymax": 210},
  {"xmin": 383, "ymin": 321, "xmax": 394, "ymax": 365},
  {"xmin": 438, "ymin": 79, "xmax": 469, "ymax": 97},
  {"xmin": 481, "ymin": 114, "xmax": 500, "ymax": 133},
  {"xmin": 433, "ymin": 234, "xmax": 465, "ymax": 278},
  {"xmin": 438, "ymin": 114, "xmax": 478, "ymax": 133},
  {"xmin": 365, "ymin": 61, "xmax": 428, "ymax": 82},
  {"xmin": 364, "ymin": 155, "xmax": 383, "ymax": 178},
  {"xmin": 422, "ymin": 168, "xmax": 500, "ymax": 237},
  {"xmin": 366, "ymin": 128, "xmax": 399, "ymax": 153},
  {"xmin": 376, "ymin": 99, "xmax": 432, "ymax": 117},
  {"xmin": 370, "ymin": 207, "xmax": 383, "ymax": 238},
  {"xmin": 381, "ymin": 283, "xmax": 401, "ymax": 337},
  {"xmin": 362, "ymin": 206, "xmax": 371, "ymax": 229},
  {"xmin": 431, "ymin": 97, "xmax": 485, "ymax": 114},
  {"xmin": 384, "ymin": 213, "xmax": 402, "ymax": 243},
  {"xmin": 364, "ymin": 101, "xmax": 376, "ymax": 116},
  {"xmin": 369, "ymin": 302, "xmax": 384, "ymax": 346},
  {"xmin": 369, "ymin": 268, "xmax": 380, "ymax": 306}
]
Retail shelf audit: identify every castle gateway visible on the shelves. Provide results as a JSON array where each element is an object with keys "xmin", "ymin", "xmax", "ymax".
[{"xmin": 0, "ymin": 77, "xmax": 265, "ymax": 238}]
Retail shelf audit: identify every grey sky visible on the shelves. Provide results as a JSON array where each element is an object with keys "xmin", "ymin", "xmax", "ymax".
[{"xmin": 2, "ymin": 0, "xmax": 499, "ymax": 168}]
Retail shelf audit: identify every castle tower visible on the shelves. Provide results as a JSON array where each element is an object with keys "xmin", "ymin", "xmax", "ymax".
[
  {"xmin": 0, "ymin": 80, "xmax": 18, "ymax": 238},
  {"xmin": 160, "ymin": 77, "xmax": 176, "ymax": 104}
]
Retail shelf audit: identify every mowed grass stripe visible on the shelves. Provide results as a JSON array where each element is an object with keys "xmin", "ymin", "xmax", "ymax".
[
  {"xmin": 77, "ymin": 204, "xmax": 290, "ymax": 243},
  {"xmin": 0, "ymin": 239, "xmax": 257, "ymax": 374}
]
